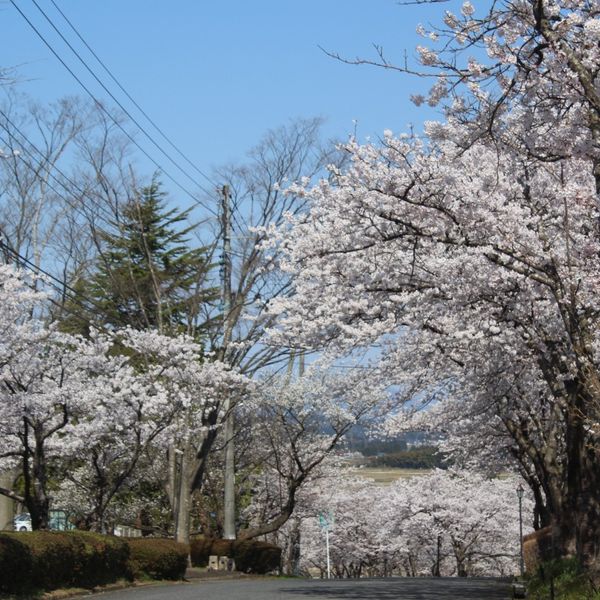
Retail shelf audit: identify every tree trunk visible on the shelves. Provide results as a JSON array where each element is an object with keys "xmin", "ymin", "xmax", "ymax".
[
  {"xmin": 285, "ymin": 517, "xmax": 301, "ymax": 575},
  {"xmin": 24, "ymin": 430, "xmax": 51, "ymax": 530},
  {"xmin": 433, "ymin": 535, "xmax": 442, "ymax": 576},
  {"xmin": 557, "ymin": 379, "xmax": 600, "ymax": 570},
  {"xmin": 453, "ymin": 542, "xmax": 467, "ymax": 577}
]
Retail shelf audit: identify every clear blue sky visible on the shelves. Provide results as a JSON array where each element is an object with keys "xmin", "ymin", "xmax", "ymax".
[{"xmin": 1, "ymin": 0, "xmax": 460, "ymax": 213}]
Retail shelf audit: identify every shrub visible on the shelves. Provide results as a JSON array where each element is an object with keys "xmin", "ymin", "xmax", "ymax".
[
  {"xmin": 126, "ymin": 538, "xmax": 189, "ymax": 580},
  {"xmin": 190, "ymin": 537, "xmax": 281, "ymax": 574},
  {"xmin": 211, "ymin": 538, "xmax": 234, "ymax": 559},
  {"xmin": 0, "ymin": 532, "xmax": 191, "ymax": 592},
  {"xmin": 189, "ymin": 535, "xmax": 214, "ymax": 567},
  {"xmin": 523, "ymin": 526, "xmax": 554, "ymax": 572},
  {"xmin": 0, "ymin": 535, "xmax": 33, "ymax": 594},
  {"xmin": 70, "ymin": 531, "xmax": 131, "ymax": 587},
  {"xmin": 233, "ymin": 540, "xmax": 281, "ymax": 574},
  {"xmin": 0, "ymin": 531, "xmax": 130, "ymax": 593},
  {"xmin": 526, "ymin": 558, "xmax": 600, "ymax": 600},
  {"xmin": 10, "ymin": 532, "xmax": 81, "ymax": 590}
]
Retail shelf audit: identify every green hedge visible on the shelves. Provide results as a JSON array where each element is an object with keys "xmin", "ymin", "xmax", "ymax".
[
  {"xmin": 0, "ymin": 531, "xmax": 189, "ymax": 595},
  {"xmin": 233, "ymin": 540, "xmax": 282, "ymax": 574},
  {"xmin": 190, "ymin": 537, "xmax": 281, "ymax": 574},
  {"xmin": 127, "ymin": 538, "xmax": 188, "ymax": 580},
  {"xmin": 0, "ymin": 531, "xmax": 130, "ymax": 594},
  {"xmin": 0, "ymin": 535, "xmax": 33, "ymax": 595}
]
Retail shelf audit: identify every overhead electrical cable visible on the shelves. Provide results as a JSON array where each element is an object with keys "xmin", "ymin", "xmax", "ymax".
[
  {"xmin": 0, "ymin": 115, "xmax": 118, "ymax": 226},
  {"xmin": 28, "ymin": 0, "xmax": 214, "ymax": 196},
  {"xmin": 0, "ymin": 117, "xmax": 222, "ymax": 322},
  {"xmin": 0, "ymin": 237, "xmax": 112, "ymax": 331},
  {"xmin": 0, "ymin": 134, "xmax": 111, "ymax": 228},
  {"xmin": 0, "ymin": 109, "xmax": 217, "ymax": 242},
  {"xmin": 9, "ymin": 0, "xmax": 218, "ymax": 217},
  {"xmin": 47, "ymin": 0, "xmax": 219, "ymax": 190}
]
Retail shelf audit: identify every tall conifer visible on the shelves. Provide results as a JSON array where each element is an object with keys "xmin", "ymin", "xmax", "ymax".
[{"xmin": 61, "ymin": 178, "xmax": 215, "ymax": 336}]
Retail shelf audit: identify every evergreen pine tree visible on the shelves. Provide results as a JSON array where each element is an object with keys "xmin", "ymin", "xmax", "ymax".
[{"xmin": 60, "ymin": 178, "xmax": 215, "ymax": 336}]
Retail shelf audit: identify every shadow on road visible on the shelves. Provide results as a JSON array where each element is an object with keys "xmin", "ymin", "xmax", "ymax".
[{"xmin": 280, "ymin": 577, "xmax": 510, "ymax": 600}]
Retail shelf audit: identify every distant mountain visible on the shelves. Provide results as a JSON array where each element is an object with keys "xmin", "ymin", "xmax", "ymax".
[{"xmin": 343, "ymin": 425, "xmax": 435, "ymax": 456}]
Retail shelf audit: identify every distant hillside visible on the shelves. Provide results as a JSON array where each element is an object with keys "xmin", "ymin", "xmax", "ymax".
[{"xmin": 343, "ymin": 426, "xmax": 432, "ymax": 456}]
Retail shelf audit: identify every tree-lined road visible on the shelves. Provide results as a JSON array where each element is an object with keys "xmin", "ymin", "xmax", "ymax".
[{"xmin": 91, "ymin": 577, "xmax": 511, "ymax": 600}]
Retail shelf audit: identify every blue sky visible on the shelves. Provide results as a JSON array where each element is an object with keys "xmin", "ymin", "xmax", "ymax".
[{"xmin": 1, "ymin": 0, "xmax": 458, "ymax": 213}]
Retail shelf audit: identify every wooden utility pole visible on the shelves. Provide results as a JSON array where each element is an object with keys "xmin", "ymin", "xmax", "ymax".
[{"xmin": 220, "ymin": 185, "xmax": 236, "ymax": 540}]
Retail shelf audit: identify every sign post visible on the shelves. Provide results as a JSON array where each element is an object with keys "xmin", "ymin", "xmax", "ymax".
[{"xmin": 317, "ymin": 511, "xmax": 334, "ymax": 579}]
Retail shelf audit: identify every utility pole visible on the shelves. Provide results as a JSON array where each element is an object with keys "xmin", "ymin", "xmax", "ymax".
[
  {"xmin": 0, "ymin": 471, "xmax": 15, "ymax": 530},
  {"xmin": 220, "ymin": 184, "xmax": 236, "ymax": 540},
  {"xmin": 517, "ymin": 483, "xmax": 524, "ymax": 577}
]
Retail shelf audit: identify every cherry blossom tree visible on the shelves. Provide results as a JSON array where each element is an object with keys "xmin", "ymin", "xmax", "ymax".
[
  {"xmin": 53, "ymin": 329, "xmax": 239, "ymax": 532},
  {"xmin": 237, "ymin": 368, "xmax": 391, "ymax": 541},
  {"xmin": 0, "ymin": 266, "xmax": 94, "ymax": 529},
  {"xmin": 267, "ymin": 0, "xmax": 600, "ymax": 570},
  {"xmin": 293, "ymin": 469, "xmax": 532, "ymax": 578},
  {"xmin": 0, "ymin": 265, "xmax": 246, "ymax": 532},
  {"xmin": 386, "ymin": 471, "xmax": 532, "ymax": 577}
]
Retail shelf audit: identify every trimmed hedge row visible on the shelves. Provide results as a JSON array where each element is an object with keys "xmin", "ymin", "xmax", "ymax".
[
  {"xmin": 0, "ymin": 531, "xmax": 130, "ymax": 594},
  {"xmin": 127, "ymin": 537, "xmax": 189, "ymax": 581},
  {"xmin": 0, "ymin": 531, "xmax": 188, "ymax": 595},
  {"xmin": 190, "ymin": 537, "xmax": 281, "ymax": 574}
]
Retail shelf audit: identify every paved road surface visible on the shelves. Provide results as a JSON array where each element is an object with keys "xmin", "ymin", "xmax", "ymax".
[{"xmin": 91, "ymin": 577, "xmax": 511, "ymax": 600}]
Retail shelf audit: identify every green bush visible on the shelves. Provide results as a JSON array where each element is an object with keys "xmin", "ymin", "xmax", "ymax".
[
  {"xmin": 527, "ymin": 558, "xmax": 600, "ymax": 600},
  {"xmin": 126, "ymin": 538, "xmax": 189, "ymax": 580},
  {"xmin": 233, "ymin": 540, "xmax": 281, "ymax": 574},
  {"xmin": 0, "ymin": 535, "xmax": 33, "ymax": 594},
  {"xmin": 70, "ymin": 531, "xmax": 131, "ymax": 587},
  {"xmin": 0, "ymin": 531, "xmax": 130, "ymax": 593},
  {"xmin": 190, "ymin": 537, "xmax": 281, "ymax": 574},
  {"xmin": 9, "ymin": 532, "xmax": 80, "ymax": 590},
  {"xmin": 190, "ymin": 535, "xmax": 215, "ymax": 567},
  {"xmin": 211, "ymin": 538, "xmax": 234, "ymax": 559},
  {"xmin": 0, "ymin": 531, "xmax": 191, "ymax": 594}
]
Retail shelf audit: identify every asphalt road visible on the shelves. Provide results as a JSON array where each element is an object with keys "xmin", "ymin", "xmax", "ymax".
[{"xmin": 90, "ymin": 577, "xmax": 511, "ymax": 600}]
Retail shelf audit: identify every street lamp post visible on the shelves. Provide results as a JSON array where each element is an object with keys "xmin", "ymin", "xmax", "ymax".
[{"xmin": 517, "ymin": 483, "xmax": 525, "ymax": 577}]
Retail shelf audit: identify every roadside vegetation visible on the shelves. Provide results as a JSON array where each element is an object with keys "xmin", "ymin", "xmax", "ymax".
[
  {"xmin": 0, "ymin": 531, "xmax": 188, "ymax": 597},
  {"xmin": 526, "ymin": 559, "xmax": 600, "ymax": 600}
]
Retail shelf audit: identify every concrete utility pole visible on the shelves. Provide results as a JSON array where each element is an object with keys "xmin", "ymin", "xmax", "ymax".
[
  {"xmin": 0, "ymin": 471, "xmax": 15, "ymax": 530},
  {"xmin": 220, "ymin": 184, "xmax": 236, "ymax": 540},
  {"xmin": 517, "ymin": 483, "xmax": 525, "ymax": 577}
]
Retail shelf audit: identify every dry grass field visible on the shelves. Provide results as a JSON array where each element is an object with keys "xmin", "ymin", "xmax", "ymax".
[{"xmin": 351, "ymin": 467, "xmax": 431, "ymax": 484}]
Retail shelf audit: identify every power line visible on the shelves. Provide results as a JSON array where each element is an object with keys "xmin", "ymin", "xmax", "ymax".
[
  {"xmin": 0, "ymin": 132, "xmax": 219, "ymax": 329},
  {"xmin": 0, "ymin": 108, "xmax": 219, "ymax": 250},
  {"xmin": 47, "ymin": 0, "xmax": 219, "ymax": 191},
  {"xmin": 0, "ymin": 134, "xmax": 109, "ymax": 228},
  {"xmin": 0, "ymin": 236, "xmax": 111, "ymax": 330},
  {"xmin": 9, "ymin": 0, "xmax": 218, "ymax": 217},
  {"xmin": 29, "ymin": 0, "xmax": 216, "ymax": 197},
  {"xmin": 0, "ymin": 111, "xmax": 117, "ymax": 226},
  {"xmin": 0, "ymin": 113, "xmax": 224, "ymax": 318}
]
